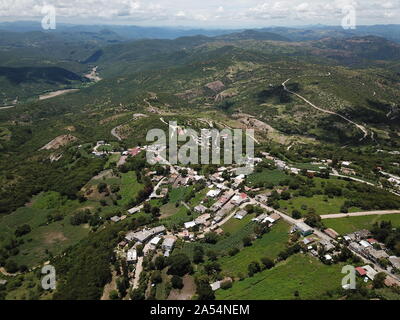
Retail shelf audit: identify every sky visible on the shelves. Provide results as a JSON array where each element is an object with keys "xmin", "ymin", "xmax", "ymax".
[{"xmin": 0, "ymin": 0, "xmax": 399, "ymax": 28}]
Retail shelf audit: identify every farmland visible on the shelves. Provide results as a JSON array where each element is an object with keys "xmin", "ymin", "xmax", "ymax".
[
  {"xmin": 324, "ymin": 214, "xmax": 400, "ymax": 235},
  {"xmin": 219, "ymin": 221, "xmax": 290, "ymax": 277},
  {"xmin": 216, "ymin": 254, "xmax": 344, "ymax": 300}
]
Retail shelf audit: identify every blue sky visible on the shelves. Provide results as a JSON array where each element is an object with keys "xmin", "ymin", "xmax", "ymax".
[{"xmin": 0, "ymin": 0, "xmax": 399, "ymax": 28}]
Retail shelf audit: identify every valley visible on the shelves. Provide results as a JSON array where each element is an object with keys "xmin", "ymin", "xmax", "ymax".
[{"xmin": 0, "ymin": 23, "xmax": 400, "ymax": 302}]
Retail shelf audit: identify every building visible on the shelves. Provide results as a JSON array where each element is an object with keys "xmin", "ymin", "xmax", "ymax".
[
  {"xmin": 389, "ymin": 256, "xmax": 400, "ymax": 270},
  {"xmin": 207, "ymin": 189, "xmax": 221, "ymax": 198},
  {"xmin": 127, "ymin": 249, "xmax": 137, "ymax": 264},
  {"xmin": 269, "ymin": 213, "xmax": 281, "ymax": 222},
  {"xmin": 234, "ymin": 210, "xmax": 248, "ymax": 220},
  {"xmin": 195, "ymin": 214, "xmax": 211, "ymax": 225},
  {"xmin": 360, "ymin": 240, "xmax": 372, "ymax": 248},
  {"xmin": 162, "ymin": 237, "xmax": 177, "ymax": 251},
  {"xmin": 128, "ymin": 207, "xmax": 141, "ymax": 215},
  {"xmin": 149, "ymin": 236, "xmax": 162, "ymax": 247},
  {"xmin": 355, "ymin": 267, "xmax": 367, "ymax": 277},
  {"xmin": 194, "ymin": 205, "xmax": 207, "ymax": 214},
  {"xmin": 324, "ymin": 228, "xmax": 339, "ymax": 239},
  {"xmin": 110, "ymin": 216, "xmax": 121, "ymax": 223},
  {"xmin": 362, "ymin": 265, "xmax": 377, "ymax": 280},
  {"xmin": 125, "ymin": 226, "xmax": 166, "ymax": 243},
  {"xmin": 255, "ymin": 194, "xmax": 269, "ymax": 204},
  {"xmin": 231, "ymin": 193, "xmax": 249, "ymax": 206},
  {"xmin": 295, "ymin": 222, "xmax": 314, "ymax": 237},
  {"xmin": 184, "ymin": 221, "xmax": 197, "ymax": 229}
]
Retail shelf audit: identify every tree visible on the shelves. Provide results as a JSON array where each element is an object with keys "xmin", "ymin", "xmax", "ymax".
[
  {"xmin": 195, "ymin": 276, "xmax": 215, "ymax": 300},
  {"xmin": 248, "ymin": 261, "xmax": 261, "ymax": 277},
  {"xmin": 171, "ymin": 275, "xmax": 184, "ymax": 289},
  {"xmin": 154, "ymin": 256, "xmax": 166, "ymax": 270},
  {"xmin": 151, "ymin": 270, "xmax": 162, "ymax": 284},
  {"xmin": 15, "ymin": 224, "xmax": 31, "ymax": 237},
  {"xmin": 109, "ymin": 290, "xmax": 119, "ymax": 300},
  {"xmin": 167, "ymin": 253, "xmax": 192, "ymax": 276},
  {"xmin": 242, "ymin": 236, "xmax": 252, "ymax": 247},
  {"xmin": 260, "ymin": 257, "xmax": 275, "ymax": 270},
  {"xmin": 193, "ymin": 246, "xmax": 204, "ymax": 264},
  {"xmin": 207, "ymin": 250, "xmax": 218, "ymax": 261},
  {"xmin": 292, "ymin": 209, "xmax": 302, "ymax": 219},
  {"xmin": 204, "ymin": 232, "xmax": 219, "ymax": 244},
  {"xmin": 372, "ymin": 272, "xmax": 386, "ymax": 289},
  {"xmin": 204, "ymin": 262, "xmax": 221, "ymax": 276},
  {"xmin": 97, "ymin": 183, "xmax": 107, "ymax": 193},
  {"xmin": 5, "ymin": 260, "xmax": 18, "ymax": 273}
]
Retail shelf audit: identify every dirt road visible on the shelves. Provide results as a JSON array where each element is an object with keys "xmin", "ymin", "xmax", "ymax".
[{"xmin": 321, "ymin": 210, "xmax": 400, "ymax": 219}]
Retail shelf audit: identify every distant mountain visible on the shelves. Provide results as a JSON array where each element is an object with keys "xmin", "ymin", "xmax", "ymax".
[
  {"xmin": 312, "ymin": 36, "xmax": 400, "ymax": 61},
  {"xmin": 215, "ymin": 30, "xmax": 291, "ymax": 42}
]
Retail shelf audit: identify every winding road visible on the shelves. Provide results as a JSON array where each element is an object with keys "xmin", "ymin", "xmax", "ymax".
[{"xmin": 282, "ymin": 78, "xmax": 369, "ymax": 141}]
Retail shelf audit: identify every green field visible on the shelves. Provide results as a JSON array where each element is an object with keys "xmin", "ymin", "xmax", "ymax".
[
  {"xmin": 216, "ymin": 254, "xmax": 344, "ymax": 300},
  {"xmin": 0, "ymin": 192, "xmax": 90, "ymax": 267},
  {"xmin": 116, "ymin": 171, "xmax": 143, "ymax": 207},
  {"xmin": 221, "ymin": 214, "xmax": 255, "ymax": 234},
  {"xmin": 247, "ymin": 169, "xmax": 291, "ymax": 186},
  {"xmin": 219, "ymin": 221, "xmax": 290, "ymax": 277},
  {"xmin": 279, "ymin": 195, "xmax": 361, "ymax": 216},
  {"xmin": 324, "ymin": 214, "xmax": 400, "ymax": 235}
]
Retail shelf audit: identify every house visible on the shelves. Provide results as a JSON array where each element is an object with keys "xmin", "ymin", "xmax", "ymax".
[
  {"xmin": 364, "ymin": 247, "xmax": 389, "ymax": 262},
  {"xmin": 303, "ymin": 238, "xmax": 315, "ymax": 245},
  {"xmin": 324, "ymin": 254, "xmax": 333, "ymax": 261},
  {"xmin": 184, "ymin": 221, "xmax": 197, "ymax": 229},
  {"xmin": 355, "ymin": 267, "xmax": 367, "ymax": 277},
  {"xmin": 127, "ymin": 249, "xmax": 137, "ymax": 264},
  {"xmin": 110, "ymin": 216, "xmax": 121, "ymax": 223},
  {"xmin": 324, "ymin": 228, "xmax": 339, "ymax": 239},
  {"xmin": 194, "ymin": 205, "xmax": 207, "ymax": 214},
  {"xmin": 389, "ymin": 256, "xmax": 400, "ymax": 270},
  {"xmin": 118, "ymin": 240, "xmax": 127, "ymax": 249},
  {"xmin": 207, "ymin": 189, "xmax": 221, "ymax": 198},
  {"xmin": 210, "ymin": 281, "xmax": 221, "ymax": 291},
  {"xmin": 269, "ymin": 213, "xmax": 281, "ymax": 222},
  {"xmin": 195, "ymin": 214, "xmax": 211, "ymax": 225},
  {"xmin": 355, "ymin": 229, "xmax": 372, "ymax": 240},
  {"xmin": 149, "ymin": 236, "xmax": 162, "ymax": 247},
  {"xmin": 367, "ymin": 238, "xmax": 378, "ymax": 244},
  {"xmin": 360, "ymin": 240, "xmax": 372, "ymax": 248},
  {"xmin": 162, "ymin": 236, "xmax": 177, "ymax": 251},
  {"xmin": 255, "ymin": 194, "xmax": 269, "ymax": 204},
  {"xmin": 235, "ymin": 210, "xmax": 248, "ymax": 220},
  {"xmin": 231, "ymin": 193, "xmax": 249, "ymax": 206},
  {"xmin": 128, "ymin": 207, "xmax": 141, "ymax": 215},
  {"xmin": 349, "ymin": 242, "xmax": 363, "ymax": 254},
  {"xmin": 320, "ymin": 239, "xmax": 335, "ymax": 252},
  {"xmin": 128, "ymin": 147, "xmax": 141, "ymax": 157},
  {"xmin": 0, "ymin": 279, "xmax": 7, "ymax": 286},
  {"xmin": 295, "ymin": 222, "xmax": 314, "ymax": 236},
  {"xmin": 362, "ymin": 265, "xmax": 377, "ymax": 280}
]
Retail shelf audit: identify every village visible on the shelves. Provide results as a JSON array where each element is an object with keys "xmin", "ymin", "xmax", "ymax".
[{"xmin": 87, "ymin": 141, "xmax": 400, "ymax": 297}]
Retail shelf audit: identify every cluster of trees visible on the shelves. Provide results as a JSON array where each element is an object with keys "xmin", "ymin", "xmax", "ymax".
[
  {"xmin": 248, "ymin": 256, "xmax": 275, "ymax": 277},
  {"xmin": 371, "ymin": 221, "xmax": 400, "ymax": 256}
]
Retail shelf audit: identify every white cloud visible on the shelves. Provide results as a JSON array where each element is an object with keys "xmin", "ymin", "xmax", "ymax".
[{"xmin": 0, "ymin": 0, "xmax": 399, "ymax": 27}]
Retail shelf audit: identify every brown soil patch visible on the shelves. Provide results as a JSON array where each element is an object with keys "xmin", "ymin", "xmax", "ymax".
[
  {"xmin": 43, "ymin": 231, "xmax": 67, "ymax": 244},
  {"xmin": 167, "ymin": 275, "xmax": 196, "ymax": 300},
  {"xmin": 40, "ymin": 134, "xmax": 78, "ymax": 150}
]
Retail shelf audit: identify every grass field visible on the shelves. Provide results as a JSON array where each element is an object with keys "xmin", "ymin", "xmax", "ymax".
[
  {"xmin": 0, "ymin": 192, "xmax": 90, "ymax": 267},
  {"xmin": 216, "ymin": 254, "xmax": 344, "ymax": 300},
  {"xmin": 279, "ymin": 195, "xmax": 361, "ymax": 216},
  {"xmin": 247, "ymin": 169, "xmax": 291, "ymax": 186},
  {"xmin": 116, "ymin": 171, "xmax": 143, "ymax": 207},
  {"xmin": 219, "ymin": 221, "xmax": 290, "ymax": 277},
  {"xmin": 324, "ymin": 214, "xmax": 400, "ymax": 235}
]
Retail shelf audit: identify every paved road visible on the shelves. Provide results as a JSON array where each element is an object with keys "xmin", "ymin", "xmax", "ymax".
[
  {"xmin": 111, "ymin": 125, "xmax": 123, "ymax": 141},
  {"xmin": 321, "ymin": 210, "xmax": 400, "ymax": 220},
  {"xmin": 282, "ymin": 78, "xmax": 368, "ymax": 141}
]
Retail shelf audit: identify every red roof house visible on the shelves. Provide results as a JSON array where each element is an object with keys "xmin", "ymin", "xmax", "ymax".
[{"xmin": 355, "ymin": 267, "xmax": 367, "ymax": 276}]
